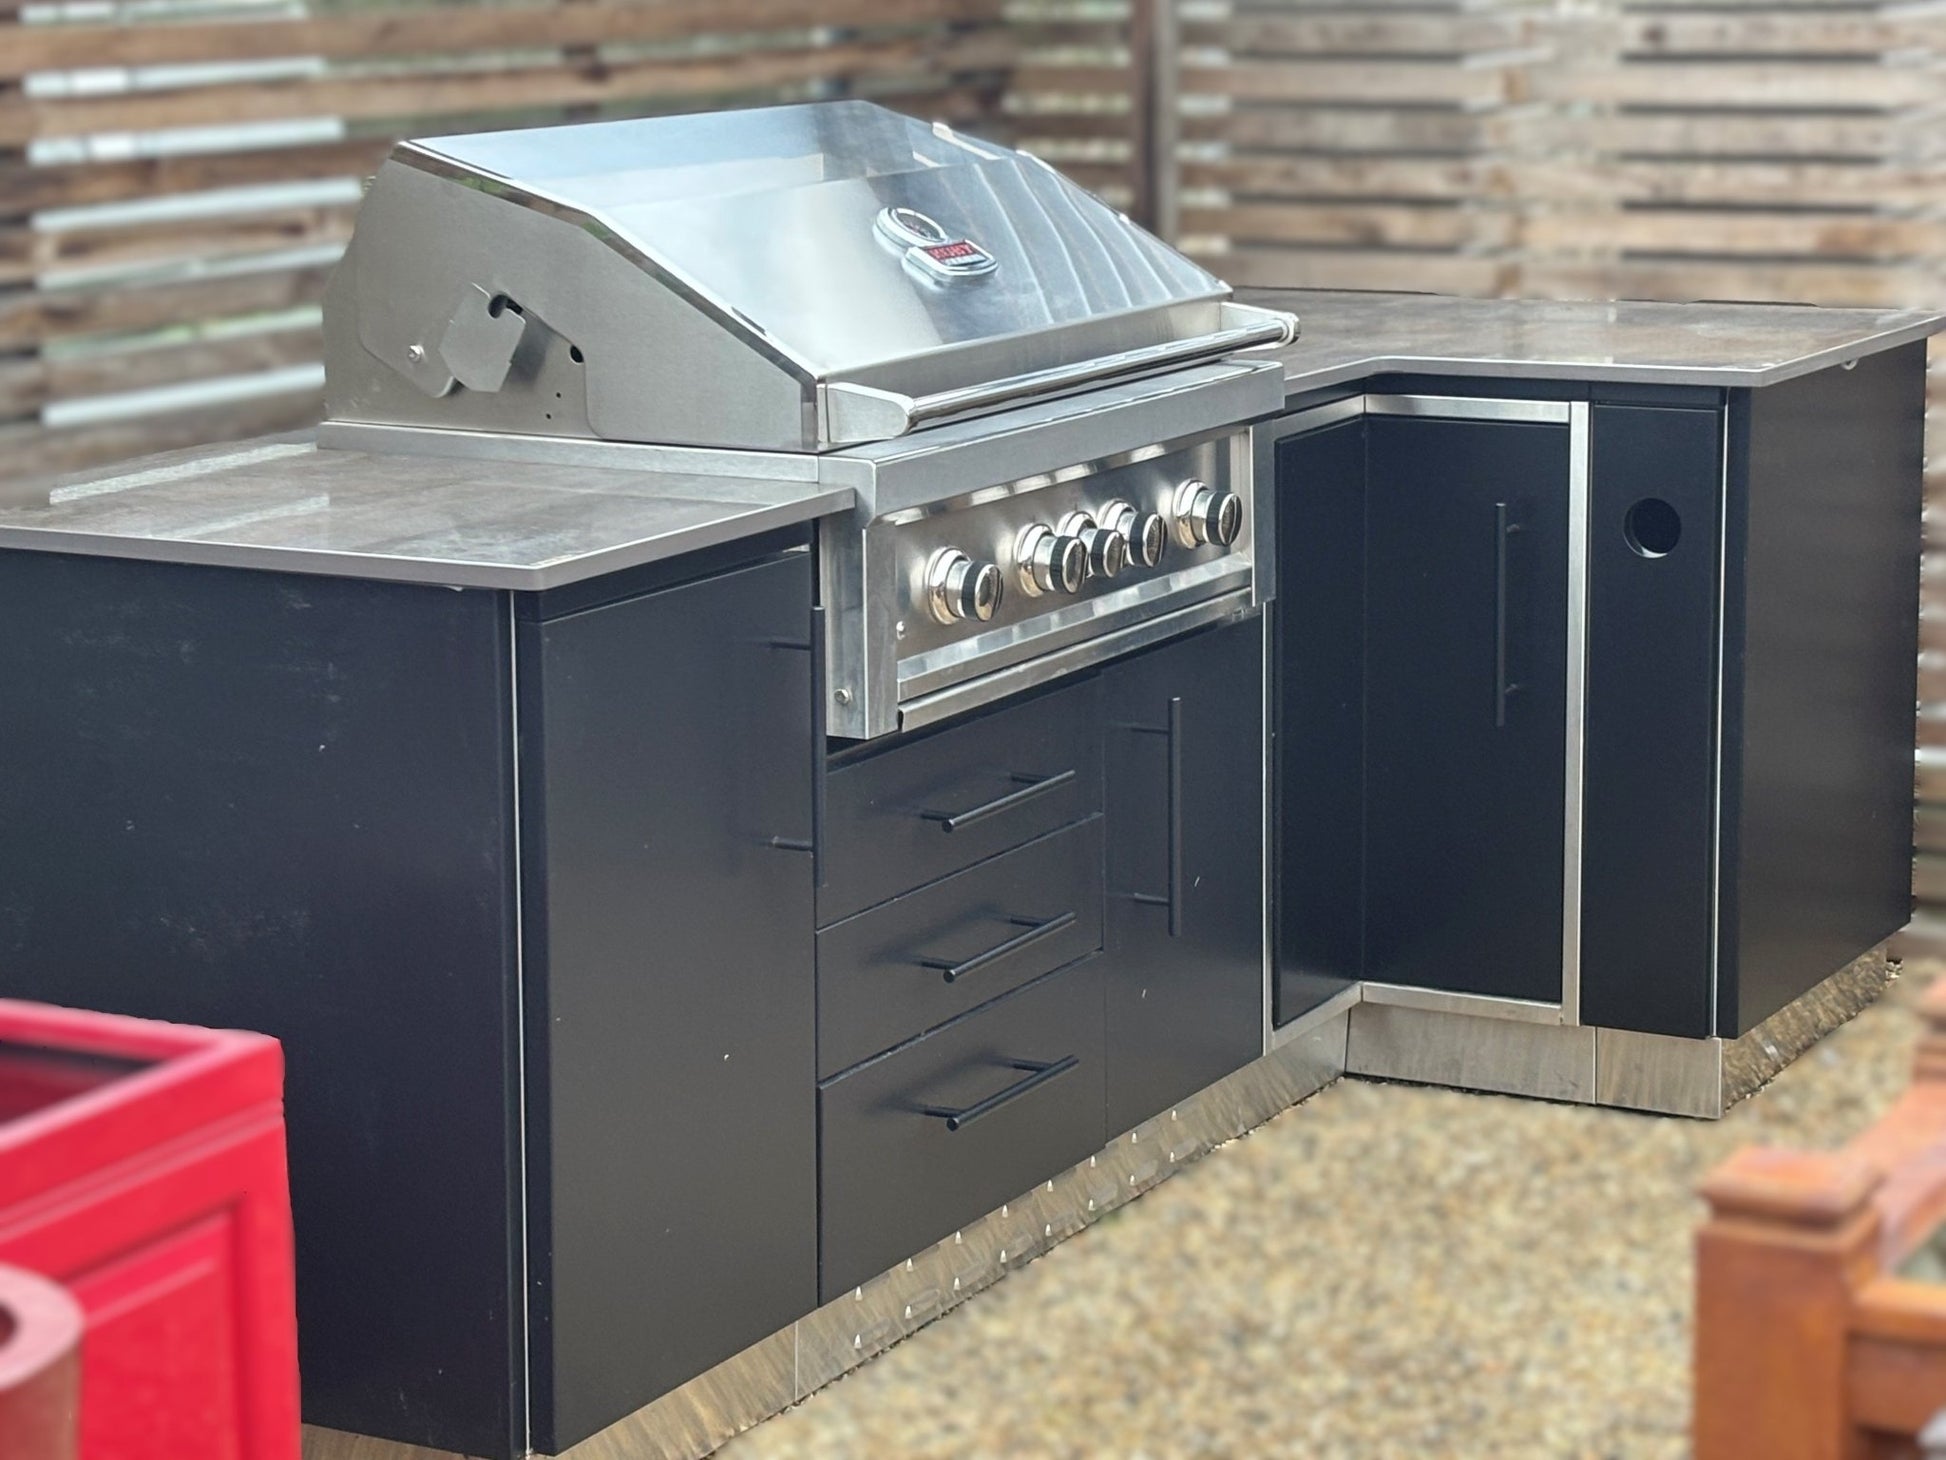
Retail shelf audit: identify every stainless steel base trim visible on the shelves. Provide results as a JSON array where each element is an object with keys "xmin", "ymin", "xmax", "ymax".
[
  {"xmin": 1269, "ymin": 981, "xmax": 1363, "ymax": 1052},
  {"xmin": 1359, "ymin": 982, "xmax": 1565, "ymax": 1027},
  {"xmin": 554, "ymin": 1327, "xmax": 798, "ymax": 1460},
  {"xmin": 1348, "ymin": 946, "xmax": 1894, "ymax": 1119},
  {"xmin": 1593, "ymin": 1027, "xmax": 1725, "ymax": 1120},
  {"xmin": 1592, "ymin": 949, "xmax": 1894, "ymax": 1118},
  {"xmin": 1346, "ymin": 1002, "xmax": 1598, "ymax": 1104},
  {"xmin": 303, "ymin": 1015, "xmax": 1350, "ymax": 1460},
  {"xmin": 302, "ymin": 1428, "xmax": 471, "ymax": 1460}
]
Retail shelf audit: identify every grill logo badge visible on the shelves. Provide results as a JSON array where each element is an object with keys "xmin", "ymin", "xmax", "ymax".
[{"xmin": 874, "ymin": 205, "xmax": 998, "ymax": 283}]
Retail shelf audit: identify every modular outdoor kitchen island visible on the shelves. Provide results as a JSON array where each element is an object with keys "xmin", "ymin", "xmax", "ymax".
[{"xmin": 0, "ymin": 104, "xmax": 1936, "ymax": 1460}]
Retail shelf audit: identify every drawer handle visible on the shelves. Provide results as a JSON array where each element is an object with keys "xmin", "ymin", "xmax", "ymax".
[
  {"xmin": 920, "ymin": 1055, "xmax": 1080, "ymax": 1132},
  {"xmin": 920, "ymin": 768, "xmax": 1076, "ymax": 834},
  {"xmin": 918, "ymin": 910, "xmax": 1077, "ymax": 984}
]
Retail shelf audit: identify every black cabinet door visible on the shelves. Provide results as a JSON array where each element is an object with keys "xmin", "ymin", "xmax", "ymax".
[
  {"xmin": 1273, "ymin": 416, "xmax": 1367, "ymax": 1024},
  {"xmin": 1581, "ymin": 404, "xmax": 1720, "ymax": 1037},
  {"xmin": 1101, "ymin": 615, "xmax": 1265, "ymax": 1135},
  {"xmin": 521, "ymin": 551, "xmax": 817, "ymax": 1452},
  {"xmin": 1364, "ymin": 412, "xmax": 1571, "ymax": 1003}
]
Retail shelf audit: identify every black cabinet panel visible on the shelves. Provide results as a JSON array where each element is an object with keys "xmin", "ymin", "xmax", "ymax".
[
  {"xmin": 1364, "ymin": 413, "xmax": 1570, "ymax": 1003},
  {"xmin": 1722, "ymin": 346, "xmax": 1925, "ymax": 1034},
  {"xmin": 522, "ymin": 552, "xmax": 817, "ymax": 1452},
  {"xmin": 1582, "ymin": 405, "xmax": 1720, "ymax": 1037},
  {"xmin": 0, "ymin": 555, "xmax": 521, "ymax": 1459},
  {"xmin": 1273, "ymin": 418, "xmax": 1367, "ymax": 1022},
  {"xmin": 820, "ymin": 680, "xmax": 1102, "ymax": 924},
  {"xmin": 1101, "ymin": 616, "xmax": 1265, "ymax": 1135},
  {"xmin": 817, "ymin": 817, "xmax": 1104, "ymax": 1078},
  {"xmin": 818, "ymin": 958, "xmax": 1106, "ymax": 1301}
]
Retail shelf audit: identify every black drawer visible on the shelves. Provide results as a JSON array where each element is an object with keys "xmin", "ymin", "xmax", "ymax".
[
  {"xmin": 818, "ymin": 958, "xmax": 1106, "ymax": 1301},
  {"xmin": 819, "ymin": 679, "xmax": 1102, "ymax": 925},
  {"xmin": 818, "ymin": 817, "xmax": 1103, "ymax": 1078}
]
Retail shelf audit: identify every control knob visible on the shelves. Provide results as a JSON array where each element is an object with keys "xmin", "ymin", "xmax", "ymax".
[
  {"xmin": 1014, "ymin": 524, "xmax": 1088, "ymax": 597},
  {"xmin": 1056, "ymin": 510, "xmax": 1129, "ymax": 580},
  {"xmin": 1099, "ymin": 498, "xmax": 1167, "ymax": 569},
  {"xmin": 924, "ymin": 547, "xmax": 1003, "ymax": 625},
  {"xmin": 1172, "ymin": 479, "xmax": 1243, "ymax": 549}
]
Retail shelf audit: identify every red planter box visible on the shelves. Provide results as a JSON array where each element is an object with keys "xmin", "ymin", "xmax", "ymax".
[{"xmin": 0, "ymin": 1000, "xmax": 300, "ymax": 1460}]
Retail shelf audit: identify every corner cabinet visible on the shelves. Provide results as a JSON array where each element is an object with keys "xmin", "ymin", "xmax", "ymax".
[
  {"xmin": 1271, "ymin": 354, "xmax": 1925, "ymax": 1045},
  {"xmin": 1272, "ymin": 398, "xmax": 1578, "ymax": 1020},
  {"xmin": 1100, "ymin": 616, "xmax": 1266, "ymax": 1136}
]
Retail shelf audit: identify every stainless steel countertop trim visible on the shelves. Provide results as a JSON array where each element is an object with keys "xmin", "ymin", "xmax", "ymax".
[
  {"xmin": 1366, "ymin": 394, "xmax": 1572, "ymax": 424},
  {"xmin": 0, "ymin": 476, "xmax": 853, "ymax": 591},
  {"xmin": 1252, "ymin": 289, "xmax": 1946, "ymax": 395}
]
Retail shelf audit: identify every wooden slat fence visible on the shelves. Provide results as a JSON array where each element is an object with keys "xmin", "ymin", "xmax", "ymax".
[
  {"xmin": 0, "ymin": 0, "xmax": 1016, "ymax": 479},
  {"xmin": 1179, "ymin": 0, "xmax": 1545, "ymax": 295},
  {"xmin": 1005, "ymin": 0, "xmax": 1138, "ymax": 206}
]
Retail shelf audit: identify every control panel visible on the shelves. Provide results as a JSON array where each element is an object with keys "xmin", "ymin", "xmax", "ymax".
[{"xmin": 890, "ymin": 432, "xmax": 1249, "ymax": 669}]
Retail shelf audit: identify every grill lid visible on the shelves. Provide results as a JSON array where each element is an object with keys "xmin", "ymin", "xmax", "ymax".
[{"xmin": 322, "ymin": 101, "xmax": 1294, "ymax": 451}]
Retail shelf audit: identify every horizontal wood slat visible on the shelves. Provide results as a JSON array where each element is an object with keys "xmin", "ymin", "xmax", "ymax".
[
  {"xmin": 0, "ymin": 267, "xmax": 335, "ymax": 352},
  {"xmin": 0, "ymin": 139, "xmax": 393, "ymax": 216},
  {"xmin": 1186, "ymin": 12, "xmax": 1540, "ymax": 54},
  {"xmin": 0, "ymin": 0, "xmax": 1001, "ymax": 78}
]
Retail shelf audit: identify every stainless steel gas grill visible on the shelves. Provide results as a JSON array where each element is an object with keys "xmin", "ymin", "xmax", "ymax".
[{"xmin": 319, "ymin": 99, "xmax": 1296, "ymax": 736}]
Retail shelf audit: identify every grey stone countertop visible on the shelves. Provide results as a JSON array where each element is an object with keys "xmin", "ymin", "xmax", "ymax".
[
  {"xmin": 0, "ymin": 435, "xmax": 852, "ymax": 590},
  {"xmin": 1247, "ymin": 288, "xmax": 1945, "ymax": 392},
  {"xmin": 0, "ymin": 292, "xmax": 1937, "ymax": 590}
]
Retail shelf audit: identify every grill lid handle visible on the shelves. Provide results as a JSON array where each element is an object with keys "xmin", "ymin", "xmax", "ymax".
[{"xmin": 819, "ymin": 302, "xmax": 1297, "ymax": 447}]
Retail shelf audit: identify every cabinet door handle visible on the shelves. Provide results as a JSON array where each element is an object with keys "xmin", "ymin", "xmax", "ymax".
[
  {"xmin": 1493, "ymin": 503, "xmax": 1523, "ymax": 729},
  {"xmin": 917, "ymin": 910, "xmax": 1077, "ymax": 984},
  {"xmin": 1165, "ymin": 696, "xmax": 1183, "ymax": 937},
  {"xmin": 766, "ymin": 604, "xmax": 827, "ymax": 886},
  {"xmin": 920, "ymin": 768, "xmax": 1076, "ymax": 833},
  {"xmin": 1119, "ymin": 696, "xmax": 1184, "ymax": 936},
  {"xmin": 810, "ymin": 604, "xmax": 828, "ymax": 887},
  {"xmin": 920, "ymin": 1055, "xmax": 1080, "ymax": 1132}
]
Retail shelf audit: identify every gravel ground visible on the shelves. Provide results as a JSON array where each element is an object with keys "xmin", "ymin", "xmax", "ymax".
[{"xmin": 722, "ymin": 966, "xmax": 1931, "ymax": 1460}]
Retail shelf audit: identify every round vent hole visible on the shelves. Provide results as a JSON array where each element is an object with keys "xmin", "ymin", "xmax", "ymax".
[{"xmin": 1625, "ymin": 497, "xmax": 1681, "ymax": 558}]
